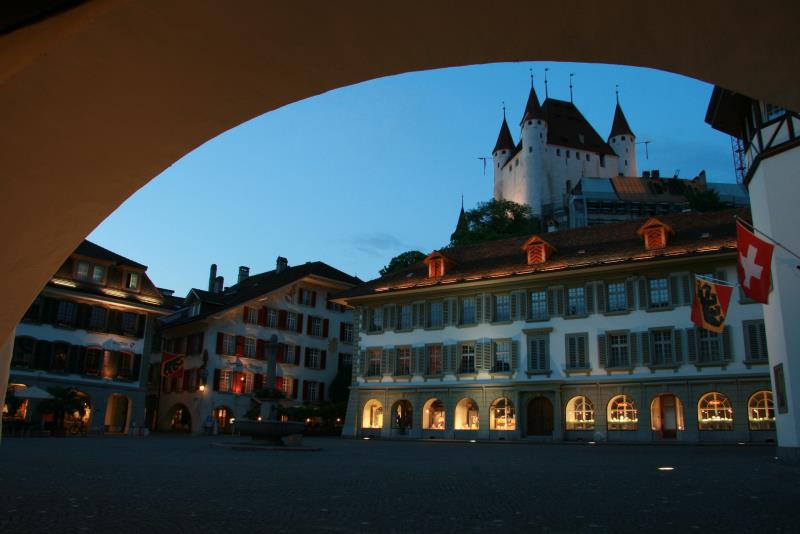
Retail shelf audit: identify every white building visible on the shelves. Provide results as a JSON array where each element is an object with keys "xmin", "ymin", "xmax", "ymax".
[
  {"xmin": 334, "ymin": 209, "xmax": 775, "ymax": 443},
  {"xmin": 153, "ymin": 257, "xmax": 359, "ymax": 434},
  {"xmin": 4, "ymin": 240, "xmax": 175, "ymax": 436}
]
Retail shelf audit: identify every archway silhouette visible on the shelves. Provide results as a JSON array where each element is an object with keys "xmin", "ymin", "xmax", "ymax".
[{"xmin": 2, "ymin": 1, "xmax": 799, "ymax": 408}]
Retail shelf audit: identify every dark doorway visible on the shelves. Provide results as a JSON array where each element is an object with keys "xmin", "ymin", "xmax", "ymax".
[{"xmin": 527, "ymin": 397, "xmax": 553, "ymax": 436}]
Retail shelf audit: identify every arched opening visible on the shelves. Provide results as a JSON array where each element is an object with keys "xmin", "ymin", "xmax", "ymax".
[
  {"xmin": 422, "ymin": 398, "xmax": 445, "ymax": 430},
  {"xmin": 526, "ymin": 396, "xmax": 553, "ymax": 436},
  {"xmin": 650, "ymin": 394, "xmax": 684, "ymax": 439},
  {"xmin": 607, "ymin": 395, "xmax": 637, "ymax": 431},
  {"xmin": 361, "ymin": 399, "xmax": 384, "ymax": 429},
  {"xmin": 490, "ymin": 397, "xmax": 516, "ymax": 431},
  {"xmin": 168, "ymin": 403, "xmax": 192, "ymax": 433},
  {"xmin": 213, "ymin": 406, "xmax": 234, "ymax": 433},
  {"xmin": 454, "ymin": 398, "xmax": 479, "ymax": 430},
  {"xmin": 565, "ymin": 396, "xmax": 595, "ymax": 431},
  {"xmin": 104, "ymin": 394, "xmax": 130, "ymax": 434},
  {"xmin": 698, "ymin": 392, "xmax": 734, "ymax": 431},
  {"xmin": 391, "ymin": 400, "xmax": 413, "ymax": 433},
  {"xmin": 748, "ymin": 390, "xmax": 776, "ymax": 431}
]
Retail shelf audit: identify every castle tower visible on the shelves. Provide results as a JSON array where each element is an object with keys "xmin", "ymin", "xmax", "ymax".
[
  {"xmin": 519, "ymin": 85, "xmax": 548, "ymax": 216},
  {"xmin": 492, "ymin": 114, "xmax": 515, "ymax": 199},
  {"xmin": 608, "ymin": 101, "xmax": 637, "ymax": 176}
]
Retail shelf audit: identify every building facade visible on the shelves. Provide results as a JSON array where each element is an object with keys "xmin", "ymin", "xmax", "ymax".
[
  {"xmin": 152, "ymin": 258, "xmax": 359, "ymax": 434},
  {"xmin": 335, "ymin": 209, "xmax": 775, "ymax": 443},
  {"xmin": 4, "ymin": 241, "xmax": 174, "ymax": 436}
]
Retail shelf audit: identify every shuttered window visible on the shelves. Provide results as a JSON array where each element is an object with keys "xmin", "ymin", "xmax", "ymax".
[
  {"xmin": 266, "ymin": 308, "xmax": 277, "ymax": 328},
  {"xmin": 88, "ymin": 307, "xmax": 107, "ymax": 330},
  {"xmin": 608, "ymin": 334, "xmax": 630, "ymax": 367},
  {"xmin": 528, "ymin": 335, "xmax": 548, "ymax": 371},
  {"xmin": 699, "ymin": 329, "xmax": 722, "ymax": 362},
  {"xmin": 744, "ymin": 320, "xmax": 768, "ymax": 361},
  {"xmin": 56, "ymin": 301, "xmax": 77, "ymax": 325},
  {"xmin": 287, "ymin": 312, "xmax": 297, "ymax": 331},
  {"xmin": 651, "ymin": 329, "xmax": 673, "ymax": 365},
  {"xmin": 341, "ymin": 322, "xmax": 354, "ymax": 343},
  {"xmin": 222, "ymin": 334, "xmax": 236, "ymax": 355},
  {"xmin": 244, "ymin": 337, "xmax": 257, "ymax": 358},
  {"xmin": 565, "ymin": 334, "xmax": 588, "ymax": 369}
]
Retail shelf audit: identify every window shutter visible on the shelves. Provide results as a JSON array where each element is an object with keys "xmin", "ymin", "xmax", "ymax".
[
  {"xmin": 339, "ymin": 322, "xmax": 345, "ymax": 340},
  {"xmin": 384, "ymin": 306, "xmax": 394, "ymax": 330},
  {"xmin": 76, "ymin": 303, "xmax": 90, "ymax": 329},
  {"xmin": 511, "ymin": 340, "xmax": 519, "ymax": 371},
  {"xmin": 302, "ymin": 380, "xmax": 309, "ymax": 401},
  {"xmin": 547, "ymin": 288, "xmax": 556, "ymax": 316},
  {"xmin": 586, "ymin": 284, "xmax": 595, "ymax": 314},
  {"xmin": 477, "ymin": 342, "xmax": 488, "ymax": 371},
  {"xmin": 254, "ymin": 373, "xmax": 264, "ymax": 391},
  {"xmin": 629, "ymin": 332, "xmax": 638, "ymax": 366},
  {"xmin": 278, "ymin": 310, "xmax": 287, "ymax": 329},
  {"xmin": 296, "ymin": 313, "xmax": 304, "ymax": 333},
  {"xmin": 566, "ymin": 335, "xmax": 576, "ymax": 368},
  {"xmin": 256, "ymin": 339, "xmax": 265, "ymax": 360},
  {"xmin": 598, "ymin": 334, "xmax": 607, "ymax": 368},
  {"xmin": 442, "ymin": 299, "xmax": 450, "ymax": 325},
  {"xmin": 213, "ymin": 369, "xmax": 221, "ymax": 391},
  {"xmin": 306, "ymin": 315, "xmax": 313, "ymax": 335},
  {"xmin": 131, "ymin": 354, "xmax": 142, "ymax": 382},
  {"xmin": 304, "ymin": 348, "xmax": 311, "ymax": 367},
  {"xmin": 673, "ymin": 329, "xmax": 683, "ymax": 363},
  {"xmin": 743, "ymin": 322, "xmax": 754, "ymax": 359},
  {"xmin": 322, "ymin": 318, "xmax": 329, "ymax": 338},
  {"xmin": 475, "ymin": 296, "xmax": 484, "ymax": 324},
  {"xmin": 292, "ymin": 378, "xmax": 299, "ymax": 399},
  {"xmin": 687, "ymin": 328, "xmax": 698, "ymax": 362},
  {"xmin": 681, "ymin": 274, "xmax": 691, "ymax": 305},
  {"xmin": 243, "ymin": 306, "xmax": 250, "ymax": 322},
  {"xmin": 669, "ymin": 276, "xmax": 680, "ymax": 307},
  {"xmin": 311, "ymin": 291, "xmax": 317, "ymax": 307},
  {"xmin": 277, "ymin": 343, "xmax": 285, "ymax": 363},
  {"xmin": 359, "ymin": 349, "xmax": 367, "ymax": 376},
  {"xmin": 625, "ymin": 279, "xmax": 635, "ymax": 310},
  {"xmin": 258, "ymin": 307, "xmax": 266, "ymax": 326},
  {"xmin": 758, "ymin": 322, "xmax": 768, "ymax": 359},
  {"xmin": 318, "ymin": 382, "xmax": 325, "ymax": 402},
  {"xmin": 444, "ymin": 345, "xmax": 456, "ymax": 373},
  {"xmin": 235, "ymin": 336, "xmax": 244, "ymax": 356},
  {"xmin": 597, "ymin": 283, "xmax": 607, "ymax": 313},
  {"xmin": 216, "ymin": 332, "xmax": 224, "ymax": 354},
  {"xmin": 411, "ymin": 347, "xmax": 421, "ymax": 374},
  {"xmin": 640, "ymin": 332, "xmax": 651, "ymax": 365},
  {"xmin": 510, "ymin": 294, "xmax": 518, "ymax": 320},
  {"xmin": 722, "ymin": 326, "xmax": 733, "ymax": 361},
  {"xmin": 294, "ymin": 345, "xmax": 301, "ymax": 364},
  {"xmin": 638, "ymin": 278, "xmax": 648, "ymax": 309},
  {"xmin": 320, "ymin": 350, "xmax": 327, "ymax": 370},
  {"xmin": 578, "ymin": 335, "xmax": 587, "ymax": 368},
  {"xmin": 561, "ymin": 289, "xmax": 568, "ymax": 317}
]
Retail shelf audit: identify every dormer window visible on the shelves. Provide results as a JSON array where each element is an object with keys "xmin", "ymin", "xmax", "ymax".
[
  {"xmin": 521, "ymin": 236, "xmax": 556, "ymax": 265},
  {"xmin": 124, "ymin": 272, "xmax": 140, "ymax": 290},
  {"xmin": 424, "ymin": 252, "xmax": 453, "ymax": 279},
  {"xmin": 75, "ymin": 260, "xmax": 107, "ymax": 285},
  {"xmin": 637, "ymin": 218, "xmax": 674, "ymax": 251}
]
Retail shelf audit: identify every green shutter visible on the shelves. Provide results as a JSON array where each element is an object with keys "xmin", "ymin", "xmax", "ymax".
[
  {"xmin": 743, "ymin": 321, "xmax": 753, "ymax": 360},
  {"xmin": 578, "ymin": 335, "xmax": 587, "ymax": 368},
  {"xmin": 625, "ymin": 279, "xmax": 635, "ymax": 310},
  {"xmin": 510, "ymin": 294, "xmax": 518, "ymax": 320},
  {"xmin": 424, "ymin": 302, "xmax": 431, "ymax": 328},
  {"xmin": 722, "ymin": 326, "xmax": 733, "ymax": 361},
  {"xmin": 638, "ymin": 278, "xmax": 648, "ymax": 309},
  {"xmin": 597, "ymin": 283, "xmax": 607, "ymax": 313},
  {"xmin": 359, "ymin": 349, "xmax": 367, "ymax": 376},
  {"xmin": 446, "ymin": 344, "xmax": 457, "ymax": 373},
  {"xmin": 546, "ymin": 288, "xmax": 556, "ymax": 316},
  {"xmin": 629, "ymin": 332, "xmax": 638, "ymax": 367},
  {"xmin": 687, "ymin": 328, "xmax": 698, "ymax": 363},
  {"xmin": 511, "ymin": 340, "xmax": 519, "ymax": 371},
  {"xmin": 518, "ymin": 292, "xmax": 528, "ymax": 320},
  {"xmin": 381, "ymin": 349, "xmax": 391, "ymax": 375},
  {"xmin": 598, "ymin": 334, "xmax": 607, "ymax": 368},
  {"xmin": 673, "ymin": 329, "xmax": 683, "ymax": 363},
  {"xmin": 758, "ymin": 321, "xmax": 768, "ymax": 359},
  {"xmin": 476, "ymin": 295, "xmax": 484, "ymax": 324},
  {"xmin": 680, "ymin": 274, "xmax": 691, "ymax": 305},
  {"xmin": 360, "ymin": 308, "xmax": 369, "ymax": 331},
  {"xmin": 670, "ymin": 276, "xmax": 680, "ymax": 307},
  {"xmin": 640, "ymin": 332, "xmax": 651, "ymax": 365},
  {"xmin": 585, "ymin": 284, "xmax": 594, "ymax": 314},
  {"xmin": 566, "ymin": 335, "xmax": 576, "ymax": 368}
]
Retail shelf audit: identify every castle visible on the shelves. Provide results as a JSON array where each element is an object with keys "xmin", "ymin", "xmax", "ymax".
[{"xmin": 492, "ymin": 84, "xmax": 638, "ymax": 224}]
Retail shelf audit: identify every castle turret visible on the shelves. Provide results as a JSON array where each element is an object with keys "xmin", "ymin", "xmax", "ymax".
[
  {"xmin": 492, "ymin": 115, "xmax": 515, "ymax": 199},
  {"xmin": 608, "ymin": 101, "xmax": 637, "ymax": 176},
  {"xmin": 520, "ymin": 85, "xmax": 549, "ymax": 216}
]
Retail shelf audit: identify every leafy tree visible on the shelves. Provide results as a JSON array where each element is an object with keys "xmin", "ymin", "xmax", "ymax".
[
  {"xmin": 450, "ymin": 198, "xmax": 541, "ymax": 246},
  {"xmin": 379, "ymin": 250, "xmax": 426, "ymax": 276},
  {"xmin": 686, "ymin": 188, "xmax": 724, "ymax": 212}
]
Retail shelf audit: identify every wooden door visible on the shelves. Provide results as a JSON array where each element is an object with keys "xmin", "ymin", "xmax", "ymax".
[
  {"xmin": 660, "ymin": 395, "xmax": 677, "ymax": 439},
  {"xmin": 527, "ymin": 397, "xmax": 553, "ymax": 436}
]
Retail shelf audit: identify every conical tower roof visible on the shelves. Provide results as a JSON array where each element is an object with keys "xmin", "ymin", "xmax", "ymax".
[
  {"xmin": 520, "ymin": 86, "xmax": 545, "ymax": 124},
  {"xmin": 450, "ymin": 198, "xmax": 469, "ymax": 243},
  {"xmin": 493, "ymin": 116, "xmax": 515, "ymax": 153},
  {"xmin": 609, "ymin": 102, "xmax": 635, "ymax": 138}
]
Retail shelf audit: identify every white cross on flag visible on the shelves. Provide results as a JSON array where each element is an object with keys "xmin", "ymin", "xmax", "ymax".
[{"xmin": 736, "ymin": 221, "xmax": 774, "ymax": 304}]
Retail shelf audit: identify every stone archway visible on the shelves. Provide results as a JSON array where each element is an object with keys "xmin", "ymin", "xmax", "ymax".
[{"xmin": 527, "ymin": 396, "xmax": 554, "ymax": 437}]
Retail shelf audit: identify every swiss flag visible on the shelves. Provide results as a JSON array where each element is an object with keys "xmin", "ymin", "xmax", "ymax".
[{"xmin": 737, "ymin": 221, "xmax": 774, "ymax": 304}]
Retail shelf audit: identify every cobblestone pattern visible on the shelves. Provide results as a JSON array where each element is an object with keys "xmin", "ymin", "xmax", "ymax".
[{"xmin": 0, "ymin": 436, "xmax": 798, "ymax": 533}]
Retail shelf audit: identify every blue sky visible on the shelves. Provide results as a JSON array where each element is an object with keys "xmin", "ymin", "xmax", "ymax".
[{"xmin": 89, "ymin": 61, "xmax": 734, "ymax": 296}]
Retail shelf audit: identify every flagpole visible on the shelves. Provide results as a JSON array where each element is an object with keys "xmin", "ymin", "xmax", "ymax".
[
  {"xmin": 695, "ymin": 273, "xmax": 735, "ymax": 287},
  {"xmin": 735, "ymin": 215, "xmax": 800, "ymax": 263}
]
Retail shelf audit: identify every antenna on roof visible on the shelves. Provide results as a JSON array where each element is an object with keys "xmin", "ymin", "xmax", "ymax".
[
  {"xmin": 478, "ymin": 156, "xmax": 490, "ymax": 175},
  {"xmin": 544, "ymin": 68, "xmax": 549, "ymax": 98},
  {"xmin": 502, "ymin": 100, "xmax": 506, "ymax": 119},
  {"xmin": 569, "ymin": 73, "xmax": 575, "ymax": 102},
  {"xmin": 529, "ymin": 67, "xmax": 534, "ymax": 88},
  {"xmin": 615, "ymin": 84, "xmax": 620, "ymax": 104},
  {"xmin": 636, "ymin": 140, "xmax": 652, "ymax": 159}
]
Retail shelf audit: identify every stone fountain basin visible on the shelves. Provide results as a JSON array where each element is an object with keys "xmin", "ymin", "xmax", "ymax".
[{"xmin": 236, "ymin": 420, "xmax": 306, "ymax": 444}]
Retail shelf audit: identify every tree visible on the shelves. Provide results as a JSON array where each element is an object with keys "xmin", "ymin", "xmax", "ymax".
[
  {"xmin": 379, "ymin": 250, "xmax": 426, "ymax": 276},
  {"xmin": 686, "ymin": 188, "xmax": 724, "ymax": 212},
  {"xmin": 450, "ymin": 198, "xmax": 541, "ymax": 246}
]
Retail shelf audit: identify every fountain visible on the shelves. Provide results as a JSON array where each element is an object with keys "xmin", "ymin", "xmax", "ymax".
[{"xmin": 235, "ymin": 334, "xmax": 306, "ymax": 445}]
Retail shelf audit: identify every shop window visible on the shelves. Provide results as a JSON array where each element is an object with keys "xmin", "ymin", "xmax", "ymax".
[
  {"xmin": 608, "ymin": 395, "xmax": 638, "ymax": 430},
  {"xmin": 490, "ymin": 397, "xmax": 516, "ymax": 430},
  {"xmin": 566, "ymin": 396, "xmax": 595, "ymax": 430},
  {"xmin": 455, "ymin": 398, "xmax": 479, "ymax": 430},
  {"xmin": 361, "ymin": 399, "xmax": 384, "ymax": 429},
  {"xmin": 698, "ymin": 392, "xmax": 734, "ymax": 430},
  {"xmin": 748, "ymin": 391, "xmax": 775, "ymax": 430},
  {"xmin": 423, "ymin": 398, "xmax": 445, "ymax": 430}
]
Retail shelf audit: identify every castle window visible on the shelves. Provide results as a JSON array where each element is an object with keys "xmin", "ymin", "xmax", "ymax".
[
  {"xmin": 537, "ymin": 120, "xmax": 542, "ymax": 125},
  {"xmin": 586, "ymin": 154, "xmax": 590, "ymax": 161},
  {"xmin": 621, "ymin": 135, "xmax": 626, "ymax": 141},
  {"xmin": 566, "ymin": 150, "xmax": 570, "ymax": 158},
  {"xmin": 625, "ymin": 159, "xmax": 628, "ymax": 165},
  {"xmin": 527, "ymin": 120, "xmax": 532, "ymax": 125},
  {"xmin": 556, "ymin": 148, "xmax": 561, "ymax": 156},
  {"xmin": 528, "ymin": 146, "xmax": 532, "ymax": 153},
  {"xmin": 539, "ymin": 133, "xmax": 543, "ymax": 139},
  {"xmin": 576, "ymin": 151, "xmax": 580, "ymax": 159}
]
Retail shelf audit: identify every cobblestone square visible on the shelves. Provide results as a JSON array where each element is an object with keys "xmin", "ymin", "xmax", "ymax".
[{"xmin": 0, "ymin": 436, "xmax": 798, "ymax": 533}]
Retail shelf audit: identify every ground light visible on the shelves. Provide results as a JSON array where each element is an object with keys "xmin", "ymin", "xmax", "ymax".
[
  {"xmin": 363, "ymin": 437, "xmax": 370, "ymax": 440},
  {"xmin": 469, "ymin": 439, "xmax": 476, "ymax": 443},
  {"xmin": 658, "ymin": 467, "xmax": 675, "ymax": 471}
]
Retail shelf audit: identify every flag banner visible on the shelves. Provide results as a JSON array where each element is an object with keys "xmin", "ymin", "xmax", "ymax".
[
  {"xmin": 736, "ymin": 221, "xmax": 774, "ymax": 304},
  {"xmin": 691, "ymin": 276, "xmax": 733, "ymax": 333},
  {"xmin": 161, "ymin": 352, "xmax": 184, "ymax": 377}
]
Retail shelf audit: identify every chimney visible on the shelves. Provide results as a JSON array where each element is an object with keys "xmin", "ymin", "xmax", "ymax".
[
  {"xmin": 642, "ymin": 170, "xmax": 650, "ymax": 179},
  {"xmin": 214, "ymin": 276, "xmax": 224, "ymax": 293},
  {"xmin": 208, "ymin": 264, "xmax": 217, "ymax": 291},
  {"xmin": 276, "ymin": 256, "xmax": 289, "ymax": 273},
  {"xmin": 652, "ymin": 169, "xmax": 660, "ymax": 179},
  {"xmin": 238, "ymin": 266, "xmax": 250, "ymax": 284}
]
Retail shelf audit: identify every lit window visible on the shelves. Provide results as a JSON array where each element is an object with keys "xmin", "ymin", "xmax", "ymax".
[
  {"xmin": 748, "ymin": 391, "xmax": 775, "ymax": 430},
  {"xmin": 244, "ymin": 337, "xmax": 257, "ymax": 358},
  {"xmin": 493, "ymin": 340, "xmax": 511, "ymax": 372},
  {"xmin": 651, "ymin": 329, "xmax": 674, "ymax": 365},
  {"xmin": 361, "ymin": 399, "xmax": 383, "ymax": 428},
  {"xmin": 395, "ymin": 348, "xmax": 411, "ymax": 376},
  {"xmin": 528, "ymin": 336, "xmax": 547, "ymax": 371},
  {"xmin": 494, "ymin": 295, "xmax": 510, "ymax": 321},
  {"xmin": 367, "ymin": 349, "xmax": 382, "ymax": 376},
  {"xmin": 266, "ymin": 308, "xmax": 277, "ymax": 328},
  {"xmin": 459, "ymin": 344, "xmax": 475, "ymax": 373},
  {"xmin": 608, "ymin": 395, "xmax": 638, "ymax": 430},
  {"xmin": 490, "ymin": 397, "xmax": 516, "ymax": 430},
  {"xmin": 422, "ymin": 398, "xmax": 445, "ymax": 430},
  {"xmin": 698, "ymin": 392, "xmax": 734, "ymax": 431},
  {"xmin": 567, "ymin": 287, "xmax": 586, "ymax": 316},
  {"xmin": 426, "ymin": 345, "xmax": 442, "ymax": 375},
  {"xmin": 461, "ymin": 297, "xmax": 476, "ymax": 324},
  {"xmin": 607, "ymin": 282, "xmax": 626, "ymax": 312},
  {"xmin": 529, "ymin": 290, "xmax": 548, "ymax": 320},
  {"xmin": 608, "ymin": 334, "xmax": 630, "ymax": 367},
  {"xmin": 399, "ymin": 305, "xmax": 412, "ymax": 330},
  {"xmin": 698, "ymin": 329, "xmax": 722, "ymax": 362},
  {"xmin": 125, "ymin": 272, "xmax": 140, "ymax": 290},
  {"xmin": 566, "ymin": 396, "xmax": 595, "ymax": 430},
  {"xmin": 648, "ymin": 278, "xmax": 670, "ymax": 308},
  {"xmin": 455, "ymin": 398, "xmax": 479, "ymax": 430},
  {"xmin": 429, "ymin": 302, "xmax": 443, "ymax": 328},
  {"xmin": 223, "ymin": 334, "xmax": 236, "ymax": 355}
]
